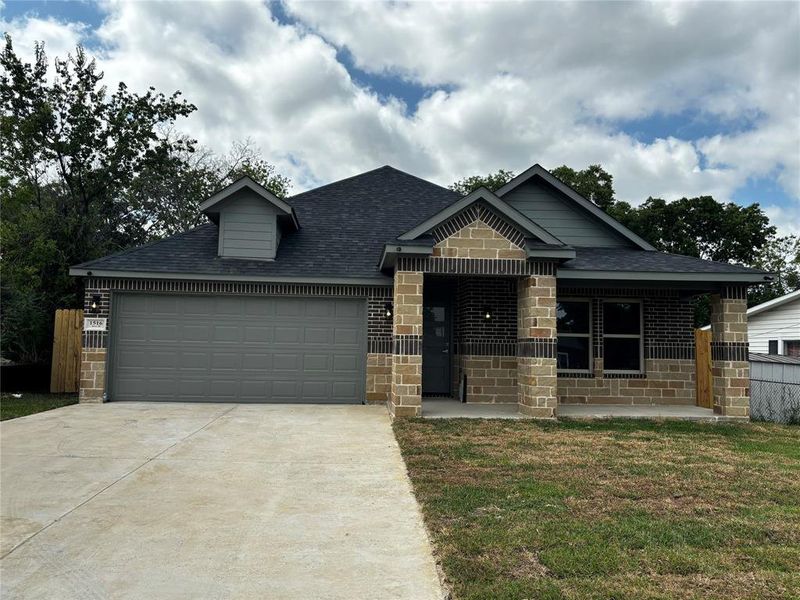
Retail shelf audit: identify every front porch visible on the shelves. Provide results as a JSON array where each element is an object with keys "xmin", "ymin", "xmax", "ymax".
[
  {"xmin": 386, "ymin": 266, "xmax": 750, "ymax": 419},
  {"xmin": 381, "ymin": 199, "xmax": 751, "ymax": 419}
]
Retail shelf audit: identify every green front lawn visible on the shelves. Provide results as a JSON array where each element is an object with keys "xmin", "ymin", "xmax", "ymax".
[
  {"xmin": 394, "ymin": 418, "xmax": 800, "ymax": 600},
  {"xmin": 0, "ymin": 393, "xmax": 79, "ymax": 421}
]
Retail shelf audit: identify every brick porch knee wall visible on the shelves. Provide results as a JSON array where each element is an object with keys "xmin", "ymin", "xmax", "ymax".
[
  {"xmin": 460, "ymin": 356, "xmax": 518, "ymax": 403},
  {"xmin": 389, "ymin": 271, "xmax": 424, "ymax": 417},
  {"xmin": 557, "ymin": 288, "xmax": 698, "ymax": 407},
  {"xmin": 452, "ymin": 277, "xmax": 518, "ymax": 403},
  {"xmin": 517, "ymin": 273, "xmax": 558, "ymax": 418},
  {"xmin": 710, "ymin": 286, "xmax": 750, "ymax": 417}
]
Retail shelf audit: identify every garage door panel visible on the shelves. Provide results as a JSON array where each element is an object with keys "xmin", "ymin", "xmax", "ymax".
[
  {"xmin": 242, "ymin": 353, "xmax": 271, "ymax": 370},
  {"xmin": 149, "ymin": 296, "xmax": 179, "ymax": 315},
  {"xmin": 302, "ymin": 381, "xmax": 328, "ymax": 400},
  {"xmin": 111, "ymin": 294, "xmax": 365, "ymax": 403},
  {"xmin": 273, "ymin": 354, "xmax": 299, "ymax": 371},
  {"xmin": 333, "ymin": 354, "xmax": 359, "ymax": 373},
  {"xmin": 272, "ymin": 380, "xmax": 299, "ymax": 399},
  {"xmin": 119, "ymin": 323, "xmax": 147, "ymax": 343},
  {"xmin": 245, "ymin": 326, "xmax": 272, "ymax": 343},
  {"xmin": 332, "ymin": 381, "xmax": 358, "ymax": 399},
  {"xmin": 304, "ymin": 327, "xmax": 332, "ymax": 344},
  {"xmin": 182, "ymin": 297, "xmax": 215, "ymax": 315},
  {"xmin": 151, "ymin": 324, "xmax": 179, "ymax": 341},
  {"xmin": 305, "ymin": 300, "xmax": 333, "ymax": 318},
  {"xmin": 275, "ymin": 302, "xmax": 302, "ymax": 317},
  {"xmin": 303, "ymin": 354, "xmax": 329, "ymax": 372},
  {"xmin": 211, "ymin": 352, "xmax": 240, "ymax": 370},
  {"xmin": 335, "ymin": 301, "xmax": 360, "ymax": 318},
  {"xmin": 334, "ymin": 327, "xmax": 359, "ymax": 346}
]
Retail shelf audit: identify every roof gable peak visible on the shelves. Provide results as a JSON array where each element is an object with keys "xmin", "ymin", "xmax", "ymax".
[
  {"xmin": 495, "ymin": 164, "xmax": 656, "ymax": 251},
  {"xmin": 398, "ymin": 186, "xmax": 565, "ymax": 246}
]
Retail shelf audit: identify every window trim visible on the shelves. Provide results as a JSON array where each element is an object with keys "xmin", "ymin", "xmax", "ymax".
[
  {"xmin": 556, "ymin": 297, "xmax": 592, "ymax": 374},
  {"xmin": 602, "ymin": 299, "xmax": 644, "ymax": 375},
  {"xmin": 783, "ymin": 339, "xmax": 800, "ymax": 357}
]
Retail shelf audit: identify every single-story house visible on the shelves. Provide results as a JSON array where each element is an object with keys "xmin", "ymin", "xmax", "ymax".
[
  {"xmin": 702, "ymin": 289, "xmax": 799, "ymax": 357},
  {"xmin": 70, "ymin": 164, "xmax": 770, "ymax": 418}
]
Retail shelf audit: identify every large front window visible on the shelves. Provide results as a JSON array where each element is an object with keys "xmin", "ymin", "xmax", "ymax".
[
  {"xmin": 603, "ymin": 300, "xmax": 643, "ymax": 372},
  {"xmin": 557, "ymin": 300, "xmax": 591, "ymax": 371}
]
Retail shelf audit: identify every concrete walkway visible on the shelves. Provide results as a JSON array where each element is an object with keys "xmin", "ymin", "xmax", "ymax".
[
  {"xmin": 558, "ymin": 404, "xmax": 735, "ymax": 421},
  {"xmin": 0, "ymin": 403, "xmax": 442, "ymax": 600}
]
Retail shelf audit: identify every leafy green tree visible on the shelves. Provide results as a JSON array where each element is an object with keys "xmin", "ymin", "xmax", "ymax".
[
  {"xmin": 1, "ymin": 37, "xmax": 292, "ymax": 365},
  {"xmin": 449, "ymin": 169, "xmax": 515, "ymax": 195},
  {"xmin": 1, "ymin": 36, "xmax": 194, "ymax": 364},
  {"xmin": 748, "ymin": 235, "xmax": 800, "ymax": 306},
  {"xmin": 551, "ymin": 164, "xmax": 616, "ymax": 210}
]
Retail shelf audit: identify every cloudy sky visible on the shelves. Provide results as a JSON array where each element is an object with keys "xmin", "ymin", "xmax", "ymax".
[{"xmin": 3, "ymin": 0, "xmax": 799, "ymax": 234}]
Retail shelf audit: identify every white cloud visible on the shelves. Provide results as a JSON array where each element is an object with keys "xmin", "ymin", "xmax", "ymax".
[
  {"xmin": 2, "ymin": 0, "xmax": 798, "ymax": 229},
  {"xmin": 1, "ymin": 11, "xmax": 87, "ymax": 60},
  {"xmin": 764, "ymin": 205, "xmax": 800, "ymax": 239}
]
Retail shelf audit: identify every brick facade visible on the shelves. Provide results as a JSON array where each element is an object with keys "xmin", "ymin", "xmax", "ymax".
[
  {"xmin": 79, "ymin": 349, "xmax": 107, "ymax": 403},
  {"xmin": 389, "ymin": 271, "xmax": 424, "ymax": 417},
  {"xmin": 556, "ymin": 287, "xmax": 698, "ymax": 407},
  {"xmin": 517, "ymin": 274, "xmax": 558, "ymax": 418},
  {"xmin": 710, "ymin": 287, "xmax": 750, "ymax": 417},
  {"xmin": 77, "ymin": 228, "xmax": 750, "ymax": 417}
]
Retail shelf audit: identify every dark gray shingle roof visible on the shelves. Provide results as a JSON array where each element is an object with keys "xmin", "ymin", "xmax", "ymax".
[
  {"xmin": 561, "ymin": 248, "xmax": 767, "ymax": 275},
  {"xmin": 74, "ymin": 166, "xmax": 459, "ymax": 280},
  {"xmin": 74, "ymin": 166, "xmax": 769, "ymax": 282}
]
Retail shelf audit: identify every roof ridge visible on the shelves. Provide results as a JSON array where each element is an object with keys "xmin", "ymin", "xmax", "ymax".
[
  {"xmin": 287, "ymin": 165, "xmax": 457, "ymax": 202},
  {"xmin": 73, "ymin": 223, "xmax": 215, "ymax": 269}
]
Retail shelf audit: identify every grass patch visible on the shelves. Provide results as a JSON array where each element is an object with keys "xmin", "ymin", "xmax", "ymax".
[
  {"xmin": 394, "ymin": 418, "xmax": 800, "ymax": 599},
  {"xmin": 0, "ymin": 393, "xmax": 78, "ymax": 421}
]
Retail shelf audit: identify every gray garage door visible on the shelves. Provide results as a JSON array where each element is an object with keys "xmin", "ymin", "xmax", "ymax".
[{"xmin": 110, "ymin": 294, "xmax": 366, "ymax": 403}]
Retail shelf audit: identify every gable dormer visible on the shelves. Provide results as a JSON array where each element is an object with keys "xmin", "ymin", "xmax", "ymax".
[{"xmin": 199, "ymin": 176, "xmax": 299, "ymax": 260}]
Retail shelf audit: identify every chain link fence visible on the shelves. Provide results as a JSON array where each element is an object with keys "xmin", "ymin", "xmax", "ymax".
[{"xmin": 750, "ymin": 378, "xmax": 800, "ymax": 424}]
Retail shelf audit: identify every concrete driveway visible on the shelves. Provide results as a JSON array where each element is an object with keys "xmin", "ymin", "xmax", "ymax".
[{"xmin": 1, "ymin": 403, "xmax": 442, "ymax": 599}]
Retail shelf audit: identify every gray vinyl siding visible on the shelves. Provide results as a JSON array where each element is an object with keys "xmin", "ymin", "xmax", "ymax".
[
  {"xmin": 504, "ymin": 180, "xmax": 633, "ymax": 248},
  {"xmin": 218, "ymin": 191, "xmax": 278, "ymax": 259}
]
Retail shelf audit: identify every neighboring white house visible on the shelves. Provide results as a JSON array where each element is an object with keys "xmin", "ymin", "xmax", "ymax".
[{"xmin": 704, "ymin": 289, "xmax": 800, "ymax": 356}]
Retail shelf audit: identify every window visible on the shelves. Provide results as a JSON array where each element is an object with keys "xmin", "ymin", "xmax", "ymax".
[
  {"xmin": 768, "ymin": 340, "xmax": 779, "ymax": 354},
  {"xmin": 603, "ymin": 300, "xmax": 643, "ymax": 372},
  {"xmin": 784, "ymin": 340, "xmax": 800, "ymax": 357},
  {"xmin": 556, "ymin": 300, "xmax": 591, "ymax": 371}
]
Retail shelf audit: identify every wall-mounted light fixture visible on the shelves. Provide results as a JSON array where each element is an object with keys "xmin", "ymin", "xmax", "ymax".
[
  {"xmin": 90, "ymin": 294, "xmax": 102, "ymax": 313},
  {"xmin": 482, "ymin": 305, "xmax": 493, "ymax": 321},
  {"xmin": 384, "ymin": 302, "xmax": 393, "ymax": 319}
]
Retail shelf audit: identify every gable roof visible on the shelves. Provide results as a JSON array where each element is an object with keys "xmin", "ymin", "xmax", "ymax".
[
  {"xmin": 70, "ymin": 164, "xmax": 771, "ymax": 287},
  {"xmin": 71, "ymin": 166, "xmax": 459, "ymax": 282},
  {"xmin": 495, "ymin": 164, "xmax": 657, "ymax": 251},
  {"xmin": 200, "ymin": 176, "xmax": 299, "ymax": 230},
  {"xmin": 397, "ymin": 186, "xmax": 566, "ymax": 246},
  {"xmin": 747, "ymin": 288, "xmax": 800, "ymax": 318}
]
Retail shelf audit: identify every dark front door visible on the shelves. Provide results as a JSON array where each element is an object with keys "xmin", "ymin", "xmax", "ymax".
[{"xmin": 422, "ymin": 301, "xmax": 452, "ymax": 395}]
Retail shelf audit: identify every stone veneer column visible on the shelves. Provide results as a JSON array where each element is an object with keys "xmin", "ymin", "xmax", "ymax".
[
  {"xmin": 389, "ymin": 270, "xmax": 424, "ymax": 418},
  {"xmin": 80, "ymin": 282, "xmax": 109, "ymax": 403},
  {"xmin": 710, "ymin": 287, "xmax": 750, "ymax": 417},
  {"xmin": 517, "ymin": 273, "xmax": 558, "ymax": 418}
]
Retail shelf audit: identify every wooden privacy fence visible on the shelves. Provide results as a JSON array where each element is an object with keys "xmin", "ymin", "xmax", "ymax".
[
  {"xmin": 694, "ymin": 329, "xmax": 713, "ymax": 408},
  {"xmin": 50, "ymin": 309, "xmax": 83, "ymax": 393}
]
